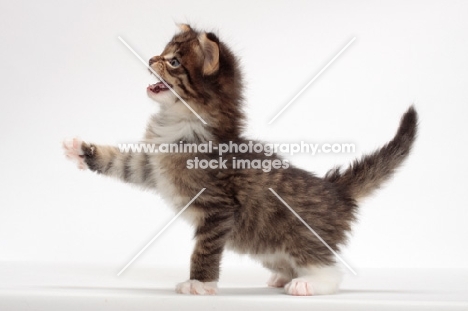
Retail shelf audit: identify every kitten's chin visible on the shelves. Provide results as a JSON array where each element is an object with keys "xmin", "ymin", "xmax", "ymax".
[{"xmin": 147, "ymin": 89, "xmax": 177, "ymax": 106}]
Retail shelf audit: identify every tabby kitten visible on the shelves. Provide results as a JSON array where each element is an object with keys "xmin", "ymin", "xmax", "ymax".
[{"xmin": 63, "ymin": 24, "xmax": 417, "ymax": 296}]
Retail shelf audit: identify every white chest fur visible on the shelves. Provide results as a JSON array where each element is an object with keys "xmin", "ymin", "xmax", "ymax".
[{"xmin": 144, "ymin": 105, "xmax": 212, "ymax": 226}]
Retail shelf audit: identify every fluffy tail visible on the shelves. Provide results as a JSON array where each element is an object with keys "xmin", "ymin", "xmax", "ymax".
[{"xmin": 325, "ymin": 106, "xmax": 418, "ymax": 201}]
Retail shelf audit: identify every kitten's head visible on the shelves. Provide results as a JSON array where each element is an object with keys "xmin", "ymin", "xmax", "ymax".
[{"xmin": 148, "ymin": 24, "xmax": 244, "ymax": 140}]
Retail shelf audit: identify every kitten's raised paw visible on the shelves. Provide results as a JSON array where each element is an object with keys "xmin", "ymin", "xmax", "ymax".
[
  {"xmin": 63, "ymin": 137, "xmax": 87, "ymax": 170},
  {"xmin": 267, "ymin": 273, "xmax": 290, "ymax": 288},
  {"xmin": 176, "ymin": 280, "xmax": 218, "ymax": 295},
  {"xmin": 284, "ymin": 279, "xmax": 315, "ymax": 296}
]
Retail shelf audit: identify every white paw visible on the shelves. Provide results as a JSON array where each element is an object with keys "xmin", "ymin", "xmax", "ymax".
[
  {"xmin": 175, "ymin": 280, "xmax": 218, "ymax": 295},
  {"xmin": 63, "ymin": 137, "xmax": 87, "ymax": 170},
  {"xmin": 267, "ymin": 273, "xmax": 290, "ymax": 288},
  {"xmin": 284, "ymin": 278, "xmax": 315, "ymax": 296}
]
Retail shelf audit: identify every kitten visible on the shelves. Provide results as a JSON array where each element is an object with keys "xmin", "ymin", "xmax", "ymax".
[{"xmin": 63, "ymin": 24, "xmax": 417, "ymax": 296}]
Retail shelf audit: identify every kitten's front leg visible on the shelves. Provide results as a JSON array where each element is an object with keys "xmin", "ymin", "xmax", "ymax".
[
  {"xmin": 176, "ymin": 212, "xmax": 233, "ymax": 295},
  {"xmin": 63, "ymin": 137, "xmax": 89, "ymax": 170},
  {"xmin": 63, "ymin": 137, "xmax": 120, "ymax": 174},
  {"xmin": 63, "ymin": 138, "xmax": 152, "ymax": 186}
]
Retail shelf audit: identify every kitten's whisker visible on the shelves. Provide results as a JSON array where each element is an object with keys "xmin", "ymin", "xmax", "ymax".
[
  {"xmin": 118, "ymin": 36, "xmax": 207, "ymax": 125},
  {"xmin": 148, "ymin": 70, "xmax": 161, "ymax": 82},
  {"xmin": 268, "ymin": 188, "xmax": 358, "ymax": 276}
]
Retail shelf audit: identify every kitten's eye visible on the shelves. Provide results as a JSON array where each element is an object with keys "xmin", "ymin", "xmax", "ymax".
[{"xmin": 169, "ymin": 58, "xmax": 180, "ymax": 67}]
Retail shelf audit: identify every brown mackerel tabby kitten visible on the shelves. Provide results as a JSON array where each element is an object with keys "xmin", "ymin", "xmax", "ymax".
[{"xmin": 63, "ymin": 24, "xmax": 418, "ymax": 296}]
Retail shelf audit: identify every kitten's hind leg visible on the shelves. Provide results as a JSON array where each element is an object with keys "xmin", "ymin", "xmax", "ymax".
[
  {"xmin": 284, "ymin": 265, "xmax": 343, "ymax": 296},
  {"xmin": 260, "ymin": 255, "xmax": 295, "ymax": 288},
  {"xmin": 267, "ymin": 272, "xmax": 291, "ymax": 288}
]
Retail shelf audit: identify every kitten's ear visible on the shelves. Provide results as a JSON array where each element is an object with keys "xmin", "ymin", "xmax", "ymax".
[
  {"xmin": 198, "ymin": 32, "xmax": 219, "ymax": 76},
  {"xmin": 177, "ymin": 23, "xmax": 192, "ymax": 33}
]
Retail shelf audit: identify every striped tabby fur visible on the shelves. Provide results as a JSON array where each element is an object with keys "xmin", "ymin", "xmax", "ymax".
[{"xmin": 64, "ymin": 24, "xmax": 418, "ymax": 296}]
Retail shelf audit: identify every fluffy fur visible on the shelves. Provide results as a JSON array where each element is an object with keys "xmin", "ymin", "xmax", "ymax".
[{"xmin": 63, "ymin": 24, "xmax": 418, "ymax": 296}]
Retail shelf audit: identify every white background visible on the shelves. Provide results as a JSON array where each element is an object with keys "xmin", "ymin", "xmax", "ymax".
[{"xmin": 1, "ymin": 0, "xmax": 467, "ymax": 276}]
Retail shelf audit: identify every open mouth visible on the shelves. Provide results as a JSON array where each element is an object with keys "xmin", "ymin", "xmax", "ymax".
[{"xmin": 147, "ymin": 81, "xmax": 173, "ymax": 94}]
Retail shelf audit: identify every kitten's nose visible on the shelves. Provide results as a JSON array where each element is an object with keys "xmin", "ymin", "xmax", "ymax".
[{"xmin": 149, "ymin": 56, "xmax": 162, "ymax": 66}]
